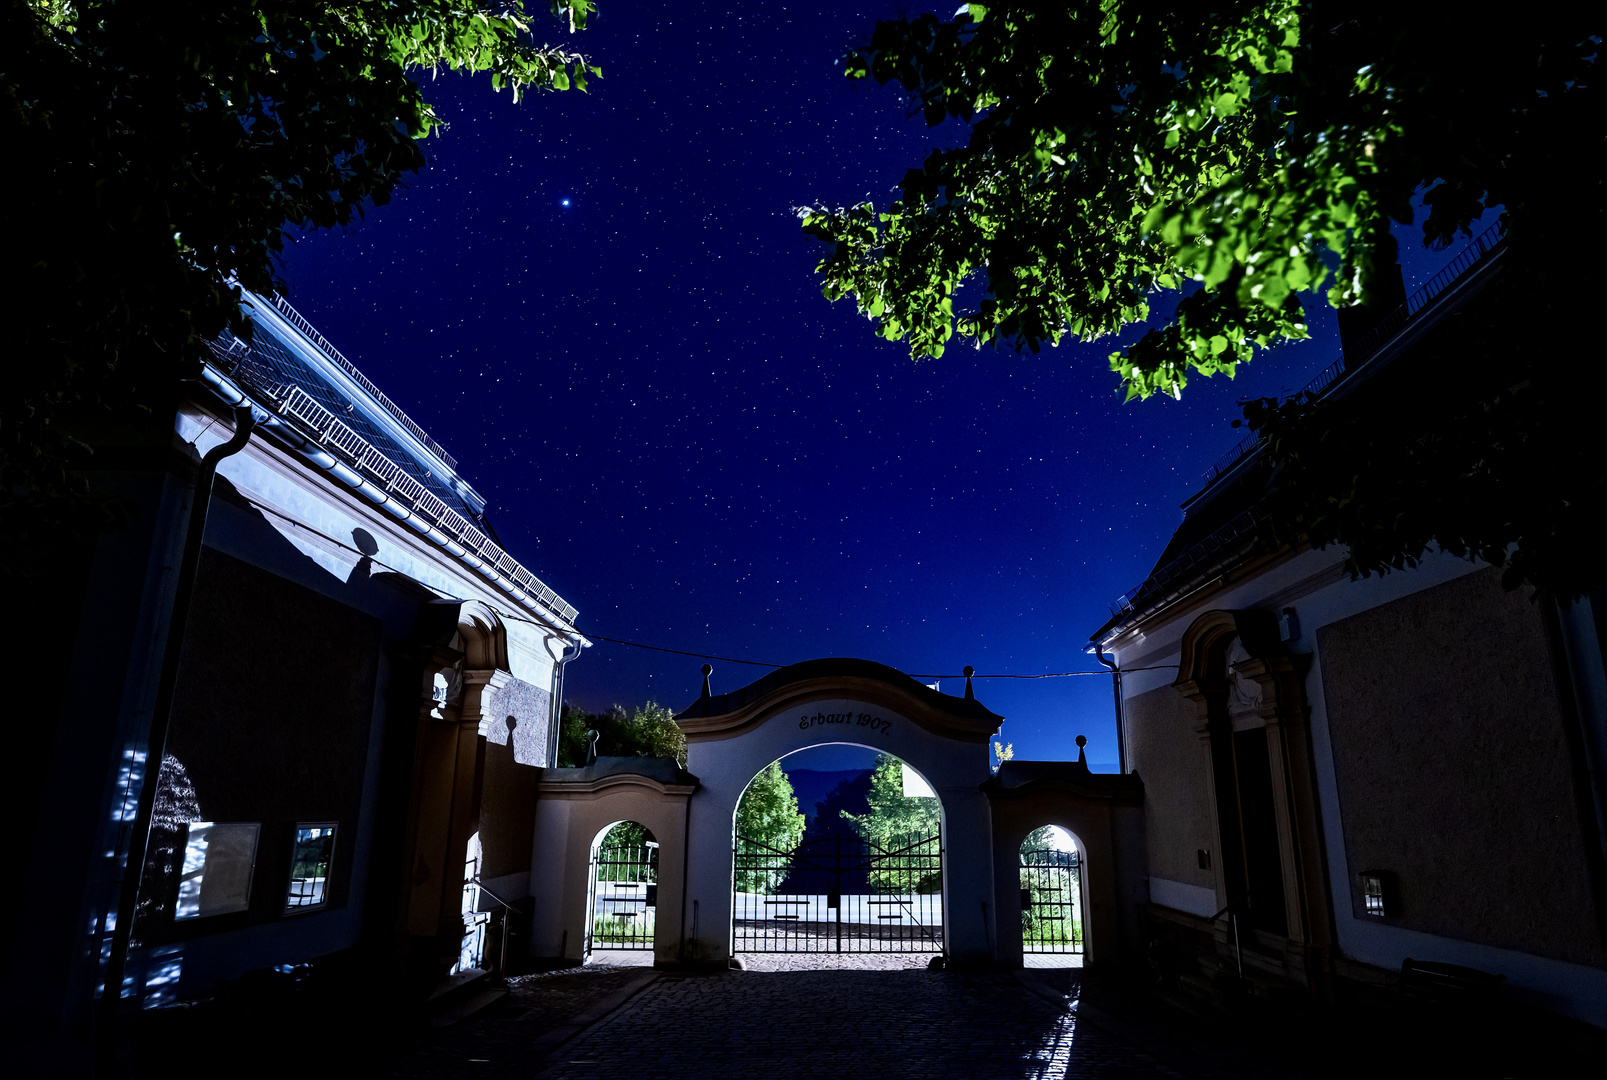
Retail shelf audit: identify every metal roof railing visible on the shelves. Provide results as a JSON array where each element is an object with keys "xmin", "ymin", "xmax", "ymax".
[
  {"xmin": 266, "ymin": 293, "xmax": 460, "ymax": 471},
  {"xmin": 237, "ymin": 371, "xmax": 578, "ymax": 624},
  {"xmin": 1108, "ymin": 509, "xmax": 1262, "ymax": 617}
]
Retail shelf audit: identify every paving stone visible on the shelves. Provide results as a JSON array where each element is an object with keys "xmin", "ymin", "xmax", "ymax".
[{"xmin": 538, "ymin": 970, "xmax": 1167, "ymax": 1079}]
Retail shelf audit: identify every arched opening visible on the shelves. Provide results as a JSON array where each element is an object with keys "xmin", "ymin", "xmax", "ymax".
[
  {"xmin": 585, "ymin": 820, "xmax": 659, "ymax": 964},
  {"xmin": 451, "ymin": 831, "xmax": 487, "ymax": 976},
  {"xmin": 1174, "ymin": 608, "xmax": 1329, "ymax": 975},
  {"xmin": 1019, "ymin": 826, "xmax": 1084, "ymax": 968},
  {"xmin": 731, "ymin": 743, "xmax": 945, "ymax": 968}
]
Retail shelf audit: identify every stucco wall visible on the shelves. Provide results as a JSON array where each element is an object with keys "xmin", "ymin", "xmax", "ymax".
[
  {"xmin": 527, "ymin": 775, "xmax": 692, "ymax": 965},
  {"xmin": 478, "ymin": 676, "xmax": 552, "ymax": 888},
  {"xmin": 1125, "ymin": 685, "xmax": 1216, "ymax": 896},
  {"xmin": 1318, "ymin": 566, "xmax": 1603, "ymax": 967},
  {"xmin": 487, "ymin": 677, "xmax": 553, "ymax": 767},
  {"xmin": 158, "ymin": 548, "xmax": 383, "ymax": 940},
  {"xmin": 480, "ymin": 742, "xmax": 538, "ymax": 886}
]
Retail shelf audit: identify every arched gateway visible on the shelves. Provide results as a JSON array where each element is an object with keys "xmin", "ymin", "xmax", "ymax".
[
  {"xmin": 676, "ymin": 659, "xmax": 1001, "ymax": 966},
  {"xmin": 525, "ymin": 657, "xmax": 1146, "ymax": 970}
]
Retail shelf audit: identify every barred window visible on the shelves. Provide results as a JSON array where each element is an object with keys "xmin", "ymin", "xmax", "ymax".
[{"xmin": 286, "ymin": 824, "xmax": 337, "ymax": 912}]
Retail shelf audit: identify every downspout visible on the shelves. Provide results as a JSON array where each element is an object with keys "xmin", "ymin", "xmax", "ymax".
[
  {"xmin": 1548, "ymin": 595, "xmax": 1607, "ymax": 942},
  {"xmin": 1095, "ymin": 643, "xmax": 1125, "ymax": 774},
  {"xmin": 548, "ymin": 637, "xmax": 583, "ymax": 766},
  {"xmin": 101, "ymin": 400, "xmax": 255, "ymax": 1046}
]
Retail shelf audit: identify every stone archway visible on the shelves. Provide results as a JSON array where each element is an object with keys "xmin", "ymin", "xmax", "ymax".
[
  {"xmin": 674, "ymin": 659, "xmax": 1001, "ymax": 966},
  {"xmin": 1173, "ymin": 609, "xmax": 1333, "ymax": 990},
  {"xmin": 731, "ymin": 747, "xmax": 946, "ymax": 960},
  {"xmin": 983, "ymin": 753, "xmax": 1146, "ymax": 969},
  {"xmin": 528, "ymin": 758, "xmax": 697, "ymax": 966}
]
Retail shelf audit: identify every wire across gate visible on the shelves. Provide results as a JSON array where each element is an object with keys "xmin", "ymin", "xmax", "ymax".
[
  {"xmin": 1020, "ymin": 846, "xmax": 1083, "ymax": 953},
  {"xmin": 733, "ymin": 828, "xmax": 943, "ymax": 954},
  {"xmin": 588, "ymin": 843, "xmax": 658, "ymax": 952}
]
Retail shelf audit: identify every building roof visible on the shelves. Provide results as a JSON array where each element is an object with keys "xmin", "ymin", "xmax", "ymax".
[
  {"xmin": 982, "ymin": 759, "xmax": 1143, "ymax": 802},
  {"xmin": 1090, "ymin": 218, "xmax": 1510, "ymax": 647},
  {"xmin": 539, "ymin": 755, "xmax": 700, "ymax": 791},
  {"xmin": 205, "ymin": 290, "xmax": 580, "ymax": 626},
  {"xmin": 212, "ymin": 292, "xmax": 484, "ymax": 522}
]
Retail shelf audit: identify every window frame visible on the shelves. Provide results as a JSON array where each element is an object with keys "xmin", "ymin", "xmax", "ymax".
[{"xmin": 284, "ymin": 822, "xmax": 339, "ymax": 915}]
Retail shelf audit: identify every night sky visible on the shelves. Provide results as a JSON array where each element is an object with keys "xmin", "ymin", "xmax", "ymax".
[{"xmin": 276, "ymin": 1, "xmax": 1467, "ymax": 766}]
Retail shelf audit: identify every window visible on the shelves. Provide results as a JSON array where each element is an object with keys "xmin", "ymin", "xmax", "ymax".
[
  {"xmin": 1361, "ymin": 871, "xmax": 1393, "ymax": 917},
  {"xmin": 286, "ymin": 824, "xmax": 337, "ymax": 912},
  {"xmin": 176, "ymin": 822, "xmax": 260, "ymax": 920}
]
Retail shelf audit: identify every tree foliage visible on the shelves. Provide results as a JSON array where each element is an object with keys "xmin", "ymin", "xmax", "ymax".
[
  {"xmin": 841, "ymin": 754, "xmax": 940, "ymax": 845},
  {"xmin": 600, "ymin": 820, "xmax": 655, "ymax": 852},
  {"xmin": 802, "ymin": 1, "xmax": 1602, "ymax": 595},
  {"xmin": 840, "ymin": 755, "xmax": 941, "ymax": 892},
  {"xmin": 803, "ymin": 1, "xmax": 1593, "ymax": 390},
  {"xmin": 1242, "ymin": 266, "xmax": 1600, "ymax": 599},
  {"xmin": 734, "ymin": 761, "xmax": 806, "ymax": 892},
  {"xmin": 2, "ymin": 0, "xmax": 599, "ymax": 568},
  {"xmin": 1021, "ymin": 825, "xmax": 1059, "ymax": 853},
  {"xmin": 557, "ymin": 701, "xmax": 686, "ymax": 767}
]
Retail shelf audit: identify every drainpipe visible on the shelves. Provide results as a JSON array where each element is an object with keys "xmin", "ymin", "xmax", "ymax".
[
  {"xmin": 1094, "ymin": 643, "xmax": 1125, "ymax": 774},
  {"xmin": 549, "ymin": 637, "xmax": 583, "ymax": 766},
  {"xmin": 101, "ymin": 401, "xmax": 255, "ymax": 1048}
]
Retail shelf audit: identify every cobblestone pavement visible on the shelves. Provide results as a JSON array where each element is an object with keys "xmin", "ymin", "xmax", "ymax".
[
  {"xmin": 539, "ymin": 969, "xmax": 1082, "ymax": 1080},
  {"xmin": 737, "ymin": 950, "xmax": 931, "ymax": 970},
  {"xmin": 384, "ymin": 964, "xmax": 656, "ymax": 1080},
  {"xmin": 534, "ymin": 968, "xmax": 1311, "ymax": 1080},
  {"xmin": 386, "ymin": 961, "xmax": 1594, "ymax": 1079}
]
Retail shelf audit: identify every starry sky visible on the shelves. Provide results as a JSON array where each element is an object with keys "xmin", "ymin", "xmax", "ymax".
[{"xmin": 276, "ymin": 1, "xmax": 1465, "ymax": 767}]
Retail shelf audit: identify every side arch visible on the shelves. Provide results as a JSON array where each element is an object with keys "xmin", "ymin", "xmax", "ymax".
[
  {"xmin": 984, "ymin": 761, "xmax": 1146, "ymax": 969},
  {"xmin": 528, "ymin": 761, "xmax": 698, "ymax": 966}
]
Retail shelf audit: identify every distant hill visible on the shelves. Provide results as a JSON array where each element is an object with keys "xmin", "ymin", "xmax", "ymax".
[{"xmin": 782, "ymin": 767, "xmax": 874, "ymax": 825}]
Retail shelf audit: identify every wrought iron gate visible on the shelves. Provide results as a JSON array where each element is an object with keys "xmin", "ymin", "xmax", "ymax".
[
  {"xmin": 587, "ymin": 842, "xmax": 658, "ymax": 954},
  {"xmin": 1020, "ymin": 845, "xmax": 1082, "ymax": 953},
  {"xmin": 733, "ymin": 827, "xmax": 943, "ymax": 954}
]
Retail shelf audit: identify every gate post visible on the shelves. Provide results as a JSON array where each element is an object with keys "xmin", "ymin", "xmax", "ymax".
[{"xmin": 935, "ymin": 785, "xmax": 996, "ymax": 967}]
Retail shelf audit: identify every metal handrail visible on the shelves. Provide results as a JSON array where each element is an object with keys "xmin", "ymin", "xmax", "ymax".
[{"xmin": 469, "ymin": 876, "xmax": 524, "ymax": 975}]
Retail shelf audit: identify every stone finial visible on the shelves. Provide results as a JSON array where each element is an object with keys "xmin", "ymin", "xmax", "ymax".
[
  {"xmin": 1076, "ymin": 734, "xmax": 1087, "ymax": 766},
  {"xmin": 585, "ymin": 728, "xmax": 600, "ymax": 766},
  {"xmin": 964, "ymin": 665, "xmax": 976, "ymax": 700},
  {"xmin": 701, "ymin": 663, "xmax": 714, "ymax": 699}
]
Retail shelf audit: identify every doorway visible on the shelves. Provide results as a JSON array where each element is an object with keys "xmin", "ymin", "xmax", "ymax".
[
  {"xmin": 586, "ymin": 822, "xmax": 658, "ymax": 959},
  {"xmin": 1019, "ymin": 826, "xmax": 1083, "ymax": 965}
]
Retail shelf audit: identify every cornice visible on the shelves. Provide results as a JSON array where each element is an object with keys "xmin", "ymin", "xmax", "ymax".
[
  {"xmin": 676, "ymin": 669, "xmax": 1002, "ymax": 744},
  {"xmin": 536, "ymin": 768, "xmax": 699, "ymax": 798},
  {"xmin": 981, "ymin": 760, "xmax": 1144, "ymax": 805}
]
